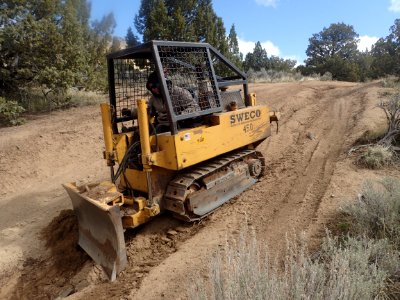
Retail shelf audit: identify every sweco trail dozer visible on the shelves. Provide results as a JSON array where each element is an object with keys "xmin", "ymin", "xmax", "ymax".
[{"xmin": 63, "ymin": 41, "xmax": 279, "ymax": 280}]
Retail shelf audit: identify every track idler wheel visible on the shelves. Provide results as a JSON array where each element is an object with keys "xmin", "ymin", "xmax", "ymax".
[
  {"xmin": 248, "ymin": 152, "xmax": 265, "ymax": 179},
  {"xmin": 249, "ymin": 159, "xmax": 263, "ymax": 178}
]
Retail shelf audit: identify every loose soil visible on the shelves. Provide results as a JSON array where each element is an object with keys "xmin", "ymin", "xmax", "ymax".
[{"xmin": 0, "ymin": 81, "xmax": 398, "ymax": 299}]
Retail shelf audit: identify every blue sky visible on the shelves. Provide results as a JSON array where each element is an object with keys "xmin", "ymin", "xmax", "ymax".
[{"xmin": 90, "ymin": 0, "xmax": 400, "ymax": 64}]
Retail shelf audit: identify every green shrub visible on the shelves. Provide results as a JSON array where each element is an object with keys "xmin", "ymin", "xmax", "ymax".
[
  {"xmin": 357, "ymin": 145, "xmax": 394, "ymax": 169},
  {"xmin": 320, "ymin": 71, "xmax": 333, "ymax": 81},
  {"xmin": 0, "ymin": 97, "xmax": 25, "ymax": 126},
  {"xmin": 341, "ymin": 178, "xmax": 400, "ymax": 246}
]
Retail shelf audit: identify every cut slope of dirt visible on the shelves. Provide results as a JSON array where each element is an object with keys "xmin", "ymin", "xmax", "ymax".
[{"xmin": 0, "ymin": 81, "xmax": 397, "ymax": 300}]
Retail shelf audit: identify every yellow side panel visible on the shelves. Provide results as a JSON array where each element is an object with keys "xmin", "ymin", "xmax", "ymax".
[
  {"xmin": 110, "ymin": 105, "xmax": 271, "ymax": 171},
  {"xmin": 152, "ymin": 105, "xmax": 271, "ymax": 170},
  {"xmin": 151, "ymin": 134, "xmax": 178, "ymax": 169},
  {"xmin": 122, "ymin": 169, "xmax": 147, "ymax": 192},
  {"xmin": 114, "ymin": 133, "xmax": 133, "ymax": 164},
  {"xmin": 176, "ymin": 105, "xmax": 270, "ymax": 168}
]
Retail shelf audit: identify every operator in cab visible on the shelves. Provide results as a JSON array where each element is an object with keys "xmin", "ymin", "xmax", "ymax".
[{"xmin": 146, "ymin": 71, "xmax": 200, "ymax": 132}]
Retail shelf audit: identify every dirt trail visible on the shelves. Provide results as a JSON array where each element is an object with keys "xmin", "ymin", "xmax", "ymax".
[{"xmin": 0, "ymin": 81, "xmax": 395, "ymax": 299}]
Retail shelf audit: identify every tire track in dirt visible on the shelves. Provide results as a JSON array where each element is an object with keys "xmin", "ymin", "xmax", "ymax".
[{"xmin": 251, "ymin": 84, "xmax": 368, "ymax": 253}]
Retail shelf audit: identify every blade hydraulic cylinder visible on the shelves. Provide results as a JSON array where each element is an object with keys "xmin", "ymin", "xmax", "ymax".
[
  {"xmin": 137, "ymin": 99, "xmax": 153, "ymax": 206},
  {"xmin": 101, "ymin": 103, "xmax": 115, "ymax": 180}
]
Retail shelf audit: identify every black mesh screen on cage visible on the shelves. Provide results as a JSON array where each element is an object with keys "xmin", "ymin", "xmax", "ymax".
[
  {"xmin": 113, "ymin": 58, "xmax": 154, "ymax": 119},
  {"xmin": 220, "ymin": 90, "xmax": 245, "ymax": 110},
  {"xmin": 208, "ymin": 51, "xmax": 240, "ymax": 80},
  {"xmin": 157, "ymin": 45, "xmax": 221, "ymax": 117}
]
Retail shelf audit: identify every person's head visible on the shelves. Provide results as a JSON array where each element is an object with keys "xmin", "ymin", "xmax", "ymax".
[{"xmin": 146, "ymin": 71, "xmax": 161, "ymax": 97}]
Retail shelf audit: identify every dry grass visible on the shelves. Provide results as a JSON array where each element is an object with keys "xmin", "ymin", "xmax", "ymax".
[
  {"xmin": 350, "ymin": 91, "xmax": 400, "ymax": 169},
  {"xmin": 357, "ymin": 145, "xmax": 395, "ymax": 169},
  {"xmin": 67, "ymin": 89, "xmax": 107, "ymax": 107},
  {"xmin": 357, "ymin": 126, "xmax": 388, "ymax": 144},
  {"xmin": 247, "ymin": 69, "xmax": 333, "ymax": 83},
  {"xmin": 381, "ymin": 76, "xmax": 400, "ymax": 89},
  {"xmin": 11, "ymin": 88, "xmax": 106, "ymax": 113}
]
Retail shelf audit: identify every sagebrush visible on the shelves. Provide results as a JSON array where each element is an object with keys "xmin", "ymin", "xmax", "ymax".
[
  {"xmin": 246, "ymin": 68, "xmax": 333, "ymax": 83},
  {"xmin": 357, "ymin": 145, "xmax": 394, "ymax": 169},
  {"xmin": 189, "ymin": 230, "xmax": 394, "ymax": 300},
  {"xmin": 350, "ymin": 91, "xmax": 400, "ymax": 166},
  {"xmin": 341, "ymin": 177, "xmax": 400, "ymax": 247},
  {"xmin": 190, "ymin": 178, "xmax": 400, "ymax": 299}
]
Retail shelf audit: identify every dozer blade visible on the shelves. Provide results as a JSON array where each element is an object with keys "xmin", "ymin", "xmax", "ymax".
[{"xmin": 63, "ymin": 182, "xmax": 127, "ymax": 281}]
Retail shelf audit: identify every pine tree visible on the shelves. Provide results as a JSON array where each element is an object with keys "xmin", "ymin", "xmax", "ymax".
[
  {"xmin": 225, "ymin": 24, "xmax": 243, "ymax": 68},
  {"xmin": 135, "ymin": 0, "xmax": 229, "ymax": 54},
  {"xmin": 215, "ymin": 18, "xmax": 228, "ymax": 55},
  {"xmin": 244, "ymin": 42, "xmax": 269, "ymax": 71},
  {"xmin": 143, "ymin": 0, "xmax": 171, "ymax": 41},
  {"xmin": 171, "ymin": 7, "xmax": 192, "ymax": 41},
  {"xmin": 165, "ymin": 0, "xmax": 198, "ymax": 35},
  {"xmin": 126, "ymin": 27, "xmax": 140, "ymax": 48},
  {"xmin": 135, "ymin": 0, "xmax": 156, "ymax": 37},
  {"xmin": 228, "ymin": 24, "xmax": 240, "ymax": 58},
  {"xmin": 193, "ymin": 0, "xmax": 217, "ymax": 43}
]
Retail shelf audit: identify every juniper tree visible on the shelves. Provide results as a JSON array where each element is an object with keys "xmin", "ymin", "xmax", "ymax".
[
  {"xmin": 371, "ymin": 19, "xmax": 400, "ymax": 77},
  {"xmin": 0, "ymin": 0, "xmax": 117, "ymax": 106},
  {"xmin": 305, "ymin": 23, "xmax": 360, "ymax": 81},
  {"xmin": 244, "ymin": 42, "xmax": 269, "ymax": 71}
]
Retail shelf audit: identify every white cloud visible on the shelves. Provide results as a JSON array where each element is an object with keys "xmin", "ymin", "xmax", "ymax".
[
  {"xmin": 389, "ymin": 0, "xmax": 400, "ymax": 12},
  {"xmin": 238, "ymin": 38, "xmax": 281, "ymax": 57},
  {"xmin": 357, "ymin": 35, "xmax": 379, "ymax": 51},
  {"xmin": 255, "ymin": 0, "xmax": 279, "ymax": 8}
]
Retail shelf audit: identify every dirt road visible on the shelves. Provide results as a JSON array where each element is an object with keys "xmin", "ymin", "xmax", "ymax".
[{"xmin": 0, "ymin": 81, "xmax": 395, "ymax": 299}]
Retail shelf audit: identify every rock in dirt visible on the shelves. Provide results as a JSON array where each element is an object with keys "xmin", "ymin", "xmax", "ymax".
[
  {"xmin": 175, "ymin": 226, "xmax": 189, "ymax": 233},
  {"xmin": 161, "ymin": 236, "xmax": 172, "ymax": 243},
  {"xmin": 56, "ymin": 286, "xmax": 75, "ymax": 299},
  {"xmin": 167, "ymin": 230, "xmax": 178, "ymax": 236},
  {"xmin": 306, "ymin": 132, "xmax": 316, "ymax": 140}
]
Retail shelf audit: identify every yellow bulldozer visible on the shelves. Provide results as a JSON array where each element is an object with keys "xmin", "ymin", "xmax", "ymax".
[{"xmin": 63, "ymin": 41, "xmax": 279, "ymax": 280}]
